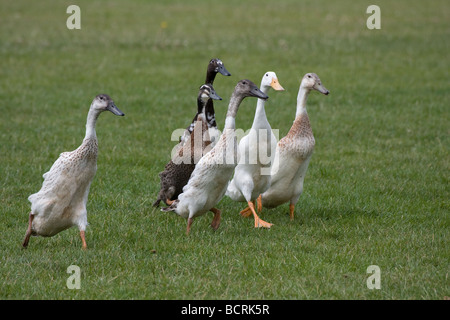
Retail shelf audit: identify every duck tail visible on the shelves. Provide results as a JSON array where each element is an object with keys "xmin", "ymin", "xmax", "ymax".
[
  {"xmin": 153, "ymin": 186, "xmax": 176, "ymax": 208},
  {"xmin": 152, "ymin": 198, "xmax": 161, "ymax": 208},
  {"xmin": 152, "ymin": 190, "xmax": 165, "ymax": 208}
]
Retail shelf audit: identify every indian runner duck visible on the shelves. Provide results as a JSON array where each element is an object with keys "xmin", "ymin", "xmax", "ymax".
[
  {"xmin": 180, "ymin": 58, "xmax": 231, "ymax": 144},
  {"xmin": 162, "ymin": 80, "xmax": 268, "ymax": 234},
  {"xmin": 153, "ymin": 84, "xmax": 222, "ymax": 207},
  {"xmin": 256, "ymin": 73, "xmax": 329, "ymax": 220},
  {"xmin": 22, "ymin": 94, "xmax": 124, "ymax": 249},
  {"xmin": 226, "ymin": 71, "xmax": 284, "ymax": 228}
]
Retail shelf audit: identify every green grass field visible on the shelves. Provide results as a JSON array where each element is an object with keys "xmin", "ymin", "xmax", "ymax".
[{"xmin": 0, "ymin": 0, "xmax": 448, "ymax": 300}]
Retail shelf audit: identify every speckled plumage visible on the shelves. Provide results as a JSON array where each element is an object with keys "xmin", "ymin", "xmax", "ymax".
[
  {"xmin": 259, "ymin": 73, "xmax": 329, "ymax": 219},
  {"xmin": 28, "ymin": 138, "xmax": 98, "ymax": 237},
  {"xmin": 261, "ymin": 111, "xmax": 315, "ymax": 209},
  {"xmin": 277, "ymin": 111, "xmax": 315, "ymax": 159},
  {"xmin": 22, "ymin": 94, "xmax": 124, "ymax": 249},
  {"xmin": 153, "ymin": 115, "xmax": 211, "ymax": 207},
  {"xmin": 153, "ymin": 84, "xmax": 220, "ymax": 207}
]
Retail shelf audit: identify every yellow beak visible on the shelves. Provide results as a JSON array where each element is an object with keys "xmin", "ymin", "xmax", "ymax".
[{"xmin": 270, "ymin": 78, "xmax": 285, "ymax": 91}]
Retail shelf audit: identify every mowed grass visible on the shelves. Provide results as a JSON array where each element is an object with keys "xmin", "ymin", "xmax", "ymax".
[{"xmin": 0, "ymin": 0, "xmax": 448, "ymax": 300}]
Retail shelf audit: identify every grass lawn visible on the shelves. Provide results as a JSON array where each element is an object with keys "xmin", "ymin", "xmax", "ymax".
[{"xmin": 0, "ymin": 0, "xmax": 448, "ymax": 300}]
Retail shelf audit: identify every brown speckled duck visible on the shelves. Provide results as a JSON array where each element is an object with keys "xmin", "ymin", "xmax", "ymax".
[
  {"xmin": 254, "ymin": 73, "xmax": 329, "ymax": 220},
  {"xmin": 22, "ymin": 94, "xmax": 124, "ymax": 249},
  {"xmin": 153, "ymin": 84, "xmax": 222, "ymax": 207}
]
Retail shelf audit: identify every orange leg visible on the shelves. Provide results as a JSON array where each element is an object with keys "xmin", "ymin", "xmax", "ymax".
[
  {"xmin": 247, "ymin": 201, "xmax": 273, "ymax": 228},
  {"xmin": 186, "ymin": 218, "xmax": 194, "ymax": 235},
  {"xmin": 22, "ymin": 212, "xmax": 34, "ymax": 248},
  {"xmin": 210, "ymin": 208, "xmax": 221, "ymax": 231},
  {"xmin": 239, "ymin": 205, "xmax": 252, "ymax": 218},
  {"xmin": 289, "ymin": 203, "xmax": 295, "ymax": 221},
  {"xmin": 80, "ymin": 230, "xmax": 87, "ymax": 250},
  {"xmin": 256, "ymin": 195, "xmax": 262, "ymax": 213}
]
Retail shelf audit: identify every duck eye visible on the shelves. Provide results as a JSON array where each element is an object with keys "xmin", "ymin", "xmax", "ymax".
[{"xmin": 308, "ymin": 75, "xmax": 312, "ymax": 78}]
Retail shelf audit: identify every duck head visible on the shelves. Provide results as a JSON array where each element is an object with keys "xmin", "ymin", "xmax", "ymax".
[
  {"xmin": 92, "ymin": 94, "xmax": 125, "ymax": 116},
  {"xmin": 261, "ymin": 71, "xmax": 285, "ymax": 92},
  {"xmin": 235, "ymin": 79, "xmax": 269, "ymax": 100},
  {"xmin": 199, "ymin": 84, "xmax": 222, "ymax": 102},
  {"xmin": 209, "ymin": 58, "xmax": 231, "ymax": 77},
  {"xmin": 301, "ymin": 73, "xmax": 329, "ymax": 95}
]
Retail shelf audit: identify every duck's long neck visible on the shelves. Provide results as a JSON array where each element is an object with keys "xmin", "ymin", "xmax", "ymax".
[
  {"xmin": 296, "ymin": 85, "xmax": 311, "ymax": 118},
  {"xmin": 224, "ymin": 93, "xmax": 244, "ymax": 130},
  {"xmin": 84, "ymin": 107, "xmax": 100, "ymax": 140},
  {"xmin": 252, "ymin": 86, "xmax": 269, "ymax": 128},
  {"xmin": 205, "ymin": 70, "xmax": 216, "ymax": 86},
  {"xmin": 197, "ymin": 97, "xmax": 207, "ymax": 114}
]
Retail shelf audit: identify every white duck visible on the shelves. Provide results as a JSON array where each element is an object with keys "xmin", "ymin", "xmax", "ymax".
[
  {"xmin": 256, "ymin": 73, "xmax": 329, "ymax": 220},
  {"xmin": 226, "ymin": 72, "xmax": 284, "ymax": 228},
  {"xmin": 22, "ymin": 94, "xmax": 124, "ymax": 249},
  {"xmin": 162, "ymin": 80, "xmax": 268, "ymax": 234}
]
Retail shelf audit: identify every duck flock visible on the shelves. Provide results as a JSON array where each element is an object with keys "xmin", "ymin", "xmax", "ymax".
[{"xmin": 22, "ymin": 58, "xmax": 329, "ymax": 249}]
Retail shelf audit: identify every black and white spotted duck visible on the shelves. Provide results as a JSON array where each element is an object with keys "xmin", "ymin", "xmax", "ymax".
[
  {"xmin": 179, "ymin": 58, "xmax": 231, "ymax": 144},
  {"xmin": 153, "ymin": 84, "xmax": 222, "ymax": 207}
]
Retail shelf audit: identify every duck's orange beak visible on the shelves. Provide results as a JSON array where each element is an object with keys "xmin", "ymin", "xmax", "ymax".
[{"xmin": 270, "ymin": 78, "xmax": 285, "ymax": 91}]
